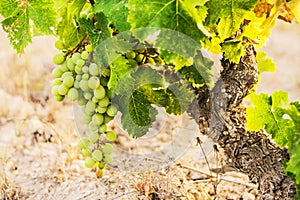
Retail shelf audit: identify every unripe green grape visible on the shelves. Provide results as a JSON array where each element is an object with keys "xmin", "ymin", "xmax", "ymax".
[
  {"xmin": 55, "ymin": 40, "xmax": 64, "ymax": 50},
  {"xmin": 89, "ymin": 63, "xmax": 99, "ymax": 76},
  {"xmin": 101, "ymin": 68, "xmax": 110, "ymax": 77},
  {"xmin": 52, "ymin": 86, "xmax": 60, "ymax": 96},
  {"xmin": 128, "ymin": 59, "xmax": 138, "ymax": 69},
  {"xmin": 92, "ymin": 113, "xmax": 104, "ymax": 126},
  {"xmin": 81, "ymin": 51, "xmax": 89, "ymax": 60},
  {"xmin": 76, "ymin": 74, "xmax": 82, "ymax": 81},
  {"xmin": 74, "ymin": 80, "xmax": 80, "ymax": 88},
  {"xmin": 104, "ymin": 114, "xmax": 113, "ymax": 124},
  {"xmin": 107, "ymin": 89, "xmax": 113, "ymax": 99},
  {"xmin": 78, "ymin": 138, "xmax": 90, "ymax": 149},
  {"xmin": 84, "ymin": 157, "xmax": 96, "ymax": 168},
  {"xmin": 76, "ymin": 59, "xmax": 85, "ymax": 68},
  {"xmin": 52, "ymin": 67, "xmax": 63, "ymax": 78},
  {"xmin": 146, "ymin": 57, "xmax": 156, "ymax": 65},
  {"xmin": 71, "ymin": 52, "xmax": 81, "ymax": 63},
  {"xmin": 83, "ymin": 92, "xmax": 93, "ymax": 100},
  {"xmin": 136, "ymin": 54, "xmax": 144, "ymax": 63},
  {"xmin": 106, "ymin": 105, "xmax": 118, "ymax": 117},
  {"xmin": 99, "ymin": 124, "xmax": 107, "ymax": 132},
  {"xmin": 53, "ymin": 53, "xmax": 66, "ymax": 65},
  {"xmin": 58, "ymin": 84, "xmax": 69, "ymax": 95},
  {"xmin": 82, "ymin": 147, "xmax": 92, "ymax": 156},
  {"xmin": 96, "ymin": 105, "xmax": 107, "ymax": 114},
  {"xmin": 79, "ymin": 80, "xmax": 89, "ymax": 91},
  {"xmin": 98, "ymin": 96, "xmax": 110, "ymax": 107},
  {"xmin": 61, "ymin": 71, "xmax": 73, "ymax": 79},
  {"xmin": 92, "ymin": 97, "xmax": 99, "ymax": 103},
  {"xmin": 67, "ymin": 87, "xmax": 79, "ymax": 100},
  {"xmin": 88, "ymin": 122, "xmax": 98, "ymax": 132},
  {"xmin": 88, "ymin": 76, "xmax": 100, "ymax": 89},
  {"xmin": 60, "ymin": 62, "xmax": 68, "ymax": 72},
  {"xmin": 54, "ymin": 94, "xmax": 65, "ymax": 102},
  {"xmin": 103, "ymin": 154, "xmax": 113, "ymax": 164},
  {"xmin": 125, "ymin": 51, "xmax": 136, "ymax": 59},
  {"xmin": 98, "ymin": 162, "xmax": 105, "ymax": 169},
  {"xmin": 101, "ymin": 143, "xmax": 114, "ymax": 154},
  {"xmin": 67, "ymin": 59, "xmax": 75, "ymax": 71},
  {"xmin": 63, "ymin": 76, "xmax": 74, "ymax": 88},
  {"xmin": 52, "ymin": 79, "xmax": 62, "ymax": 86},
  {"xmin": 85, "ymin": 44, "xmax": 93, "ymax": 53},
  {"xmin": 100, "ymin": 76, "xmax": 109, "ymax": 86},
  {"xmin": 92, "ymin": 150, "xmax": 103, "ymax": 161},
  {"xmin": 82, "ymin": 113, "xmax": 92, "ymax": 124},
  {"xmin": 105, "ymin": 131, "xmax": 117, "ymax": 142},
  {"xmin": 85, "ymin": 100, "xmax": 96, "ymax": 113},
  {"xmin": 82, "ymin": 73, "xmax": 89, "ymax": 80},
  {"xmin": 82, "ymin": 66, "xmax": 89, "ymax": 74},
  {"xmin": 94, "ymin": 85, "xmax": 106, "ymax": 99},
  {"xmin": 78, "ymin": 97, "xmax": 87, "ymax": 106},
  {"xmin": 89, "ymin": 132, "xmax": 99, "ymax": 143}
]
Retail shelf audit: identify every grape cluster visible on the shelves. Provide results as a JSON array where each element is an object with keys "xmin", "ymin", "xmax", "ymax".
[{"xmin": 51, "ymin": 42, "xmax": 118, "ymax": 176}]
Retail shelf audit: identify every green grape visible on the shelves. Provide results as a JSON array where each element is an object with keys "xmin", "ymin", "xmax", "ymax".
[
  {"xmin": 76, "ymin": 59, "xmax": 85, "ymax": 68},
  {"xmin": 75, "ymin": 65, "xmax": 82, "ymax": 74},
  {"xmin": 82, "ymin": 147, "xmax": 92, "ymax": 156},
  {"xmin": 105, "ymin": 131, "xmax": 117, "ymax": 142},
  {"xmin": 155, "ymin": 57, "xmax": 165, "ymax": 65},
  {"xmin": 103, "ymin": 154, "xmax": 113, "ymax": 164},
  {"xmin": 94, "ymin": 85, "xmax": 106, "ymax": 100},
  {"xmin": 85, "ymin": 100, "xmax": 96, "ymax": 113},
  {"xmin": 106, "ymin": 105, "xmax": 118, "ymax": 117},
  {"xmin": 63, "ymin": 76, "xmax": 74, "ymax": 88},
  {"xmin": 96, "ymin": 105, "xmax": 107, "ymax": 114},
  {"xmin": 52, "ymin": 79, "xmax": 62, "ymax": 86},
  {"xmin": 125, "ymin": 51, "xmax": 136, "ymax": 59},
  {"xmin": 61, "ymin": 71, "xmax": 73, "ymax": 79},
  {"xmin": 146, "ymin": 57, "xmax": 156, "ymax": 65},
  {"xmin": 89, "ymin": 122, "xmax": 98, "ymax": 132},
  {"xmin": 53, "ymin": 53, "xmax": 65, "ymax": 65},
  {"xmin": 71, "ymin": 52, "xmax": 81, "ymax": 63},
  {"xmin": 58, "ymin": 84, "xmax": 69, "ymax": 95},
  {"xmin": 68, "ymin": 87, "xmax": 79, "ymax": 100},
  {"xmin": 82, "ymin": 73, "xmax": 89, "ymax": 80},
  {"xmin": 60, "ymin": 62, "xmax": 68, "ymax": 72},
  {"xmin": 55, "ymin": 40, "xmax": 64, "ymax": 50},
  {"xmin": 92, "ymin": 113, "xmax": 104, "ymax": 126},
  {"xmin": 82, "ymin": 66, "xmax": 89, "ymax": 74},
  {"xmin": 52, "ymin": 68, "xmax": 63, "ymax": 78},
  {"xmin": 82, "ymin": 113, "xmax": 92, "ymax": 124},
  {"xmin": 89, "ymin": 63, "xmax": 99, "ymax": 76},
  {"xmin": 85, "ymin": 44, "xmax": 93, "ymax": 53},
  {"xmin": 98, "ymin": 162, "xmax": 105, "ymax": 169},
  {"xmin": 136, "ymin": 54, "xmax": 144, "ymax": 63},
  {"xmin": 81, "ymin": 51, "xmax": 89, "ymax": 60},
  {"xmin": 84, "ymin": 157, "xmax": 96, "ymax": 168},
  {"xmin": 89, "ymin": 132, "xmax": 99, "ymax": 143},
  {"xmin": 106, "ymin": 89, "xmax": 113, "ymax": 99},
  {"xmin": 128, "ymin": 59, "xmax": 138, "ymax": 69},
  {"xmin": 79, "ymin": 80, "xmax": 89, "ymax": 91},
  {"xmin": 52, "ymin": 86, "xmax": 60, "ymax": 96},
  {"xmin": 78, "ymin": 97, "xmax": 87, "ymax": 106},
  {"xmin": 98, "ymin": 96, "xmax": 110, "ymax": 107},
  {"xmin": 54, "ymin": 94, "xmax": 65, "ymax": 102},
  {"xmin": 101, "ymin": 143, "xmax": 114, "ymax": 154},
  {"xmin": 100, "ymin": 76, "xmax": 109, "ymax": 86},
  {"xmin": 92, "ymin": 150, "xmax": 103, "ymax": 161},
  {"xmin": 83, "ymin": 92, "xmax": 93, "ymax": 100},
  {"xmin": 76, "ymin": 74, "xmax": 82, "ymax": 81},
  {"xmin": 99, "ymin": 124, "xmax": 107, "ymax": 132},
  {"xmin": 78, "ymin": 138, "xmax": 90, "ymax": 149},
  {"xmin": 67, "ymin": 58, "xmax": 75, "ymax": 71},
  {"xmin": 92, "ymin": 96, "xmax": 99, "ymax": 103},
  {"xmin": 101, "ymin": 68, "xmax": 110, "ymax": 77},
  {"xmin": 74, "ymin": 81, "xmax": 80, "ymax": 88},
  {"xmin": 104, "ymin": 114, "xmax": 113, "ymax": 124},
  {"xmin": 88, "ymin": 76, "xmax": 100, "ymax": 89}
]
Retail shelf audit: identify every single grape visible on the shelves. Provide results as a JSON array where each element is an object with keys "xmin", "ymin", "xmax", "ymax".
[
  {"xmin": 76, "ymin": 59, "xmax": 85, "ymax": 68},
  {"xmin": 96, "ymin": 105, "xmax": 107, "ymax": 114},
  {"xmin": 82, "ymin": 147, "xmax": 92, "ymax": 156},
  {"xmin": 82, "ymin": 73, "xmax": 89, "ymax": 80},
  {"xmin": 74, "ymin": 80, "xmax": 80, "ymax": 88},
  {"xmin": 63, "ymin": 76, "xmax": 74, "ymax": 88},
  {"xmin": 99, "ymin": 124, "xmax": 107, "ymax": 132},
  {"xmin": 71, "ymin": 52, "xmax": 81, "ymax": 63},
  {"xmin": 52, "ymin": 79, "xmax": 62, "ymax": 86},
  {"xmin": 78, "ymin": 138, "xmax": 90, "ymax": 149},
  {"xmin": 98, "ymin": 96, "xmax": 110, "ymax": 107},
  {"xmin": 101, "ymin": 143, "xmax": 114, "ymax": 154},
  {"xmin": 104, "ymin": 114, "xmax": 113, "ymax": 124},
  {"xmin": 67, "ymin": 58, "xmax": 75, "ymax": 71},
  {"xmin": 81, "ymin": 51, "xmax": 89, "ymax": 60},
  {"xmin": 94, "ymin": 85, "xmax": 106, "ymax": 100},
  {"xmin": 83, "ymin": 92, "xmax": 93, "ymax": 100},
  {"xmin": 88, "ymin": 76, "xmax": 100, "ymax": 89},
  {"xmin": 89, "ymin": 132, "xmax": 99, "ymax": 143},
  {"xmin": 53, "ymin": 53, "xmax": 65, "ymax": 65},
  {"xmin": 52, "ymin": 68, "xmax": 63, "ymax": 78},
  {"xmin": 84, "ymin": 157, "xmax": 96, "ymax": 168},
  {"xmin": 85, "ymin": 100, "xmax": 96, "ymax": 113},
  {"xmin": 128, "ymin": 59, "xmax": 138, "ymax": 69},
  {"xmin": 103, "ymin": 154, "xmax": 113, "ymax": 164},
  {"xmin": 82, "ymin": 113, "xmax": 92, "ymax": 124},
  {"xmin": 92, "ymin": 113, "xmax": 104, "ymax": 126},
  {"xmin": 54, "ymin": 94, "xmax": 65, "ymax": 102},
  {"xmin": 61, "ymin": 71, "xmax": 73, "ymax": 79},
  {"xmin": 98, "ymin": 162, "xmax": 105, "ymax": 169},
  {"xmin": 147, "ymin": 57, "xmax": 156, "ymax": 65},
  {"xmin": 79, "ymin": 80, "xmax": 89, "ymax": 91},
  {"xmin": 76, "ymin": 74, "xmax": 82, "ymax": 81},
  {"xmin": 92, "ymin": 96, "xmax": 99, "ymax": 103},
  {"xmin": 136, "ymin": 54, "xmax": 144, "ymax": 63},
  {"xmin": 60, "ymin": 62, "xmax": 68, "ymax": 72},
  {"xmin": 58, "ymin": 84, "xmax": 69, "ymax": 95},
  {"xmin": 106, "ymin": 89, "xmax": 113, "ymax": 99},
  {"xmin": 89, "ymin": 63, "xmax": 99, "ymax": 76},
  {"xmin": 75, "ymin": 65, "xmax": 82, "ymax": 74},
  {"xmin": 51, "ymin": 85, "xmax": 60, "ymax": 96},
  {"xmin": 78, "ymin": 97, "xmax": 87, "ymax": 106},
  {"xmin": 82, "ymin": 66, "xmax": 89, "ymax": 74},
  {"xmin": 67, "ymin": 87, "xmax": 79, "ymax": 100},
  {"xmin": 85, "ymin": 44, "xmax": 93, "ymax": 53},
  {"xmin": 125, "ymin": 51, "xmax": 136, "ymax": 59},
  {"xmin": 100, "ymin": 76, "xmax": 109, "ymax": 86},
  {"xmin": 105, "ymin": 131, "xmax": 117, "ymax": 142},
  {"xmin": 106, "ymin": 105, "xmax": 118, "ymax": 117},
  {"xmin": 55, "ymin": 40, "xmax": 64, "ymax": 50},
  {"xmin": 92, "ymin": 150, "xmax": 103, "ymax": 161},
  {"xmin": 89, "ymin": 122, "xmax": 98, "ymax": 132}
]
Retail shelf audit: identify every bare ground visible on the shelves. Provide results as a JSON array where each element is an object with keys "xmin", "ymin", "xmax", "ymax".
[{"xmin": 0, "ymin": 21, "xmax": 299, "ymax": 200}]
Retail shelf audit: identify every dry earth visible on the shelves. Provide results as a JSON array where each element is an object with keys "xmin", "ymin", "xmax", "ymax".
[{"xmin": 0, "ymin": 21, "xmax": 299, "ymax": 200}]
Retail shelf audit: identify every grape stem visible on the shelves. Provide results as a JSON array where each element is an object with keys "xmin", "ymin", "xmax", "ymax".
[{"xmin": 65, "ymin": 34, "xmax": 89, "ymax": 57}]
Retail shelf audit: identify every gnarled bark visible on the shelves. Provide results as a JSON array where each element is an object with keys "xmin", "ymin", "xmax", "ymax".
[{"xmin": 190, "ymin": 45, "xmax": 296, "ymax": 199}]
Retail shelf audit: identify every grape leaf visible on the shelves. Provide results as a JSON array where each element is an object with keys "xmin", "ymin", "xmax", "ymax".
[
  {"xmin": 94, "ymin": 0, "xmax": 130, "ymax": 32},
  {"xmin": 0, "ymin": 0, "xmax": 56, "ymax": 53},
  {"xmin": 256, "ymin": 51, "xmax": 276, "ymax": 73},
  {"xmin": 221, "ymin": 41, "xmax": 245, "ymax": 64}
]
